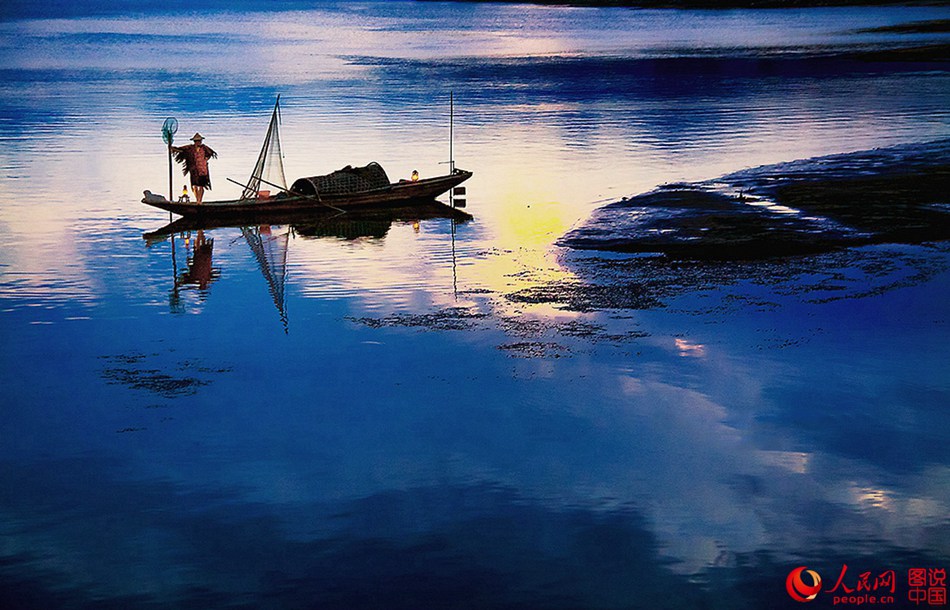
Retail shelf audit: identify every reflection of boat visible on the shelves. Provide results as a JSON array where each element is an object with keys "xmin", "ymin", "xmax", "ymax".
[
  {"xmin": 143, "ymin": 201, "xmax": 472, "ymax": 241},
  {"xmin": 142, "ymin": 97, "xmax": 472, "ymax": 219},
  {"xmin": 145, "ymin": 205, "xmax": 471, "ymax": 330}
]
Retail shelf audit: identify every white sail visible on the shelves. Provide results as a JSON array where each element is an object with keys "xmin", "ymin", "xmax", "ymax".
[{"xmin": 241, "ymin": 96, "xmax": 287, "ymax": 200}]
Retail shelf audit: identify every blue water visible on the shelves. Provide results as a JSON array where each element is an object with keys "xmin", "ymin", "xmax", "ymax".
[{"xmin": 1, "ymin": 2, "xmax": 949, "ymax": 608}]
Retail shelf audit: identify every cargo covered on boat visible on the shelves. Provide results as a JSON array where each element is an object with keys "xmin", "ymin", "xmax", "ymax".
[{"xmin": 291, "ymin": 162, "xmax": 391, "ymax": 197}]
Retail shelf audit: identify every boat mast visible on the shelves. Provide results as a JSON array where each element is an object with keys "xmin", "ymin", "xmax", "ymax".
[{"xmin": 450, "ymin": 91, "xmax": 454, "ymax": 176}]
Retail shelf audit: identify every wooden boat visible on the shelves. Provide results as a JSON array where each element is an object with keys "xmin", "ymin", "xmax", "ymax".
[{"xmin": 143, "ymin": 97, "xmax": 472, "ymax": 219}]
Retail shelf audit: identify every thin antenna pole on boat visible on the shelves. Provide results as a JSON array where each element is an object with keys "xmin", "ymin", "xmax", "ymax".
[
  {"xmin": 450, "ymin": 91, "xmax": 454, "ymax": 175},
  {"xmin": 449, "ymin": 91, "xmax": 455, "ymax": 207}
]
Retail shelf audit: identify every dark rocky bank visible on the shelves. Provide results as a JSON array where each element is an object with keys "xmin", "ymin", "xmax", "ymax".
[{"xmin": 561, "ymin": 139, "xmax": 950, "ymax": 261}]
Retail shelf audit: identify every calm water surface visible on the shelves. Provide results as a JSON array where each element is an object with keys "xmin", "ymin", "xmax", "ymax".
[{"xmin": 1, "ymin": 2, "xmax": 949, "ymax": 608}]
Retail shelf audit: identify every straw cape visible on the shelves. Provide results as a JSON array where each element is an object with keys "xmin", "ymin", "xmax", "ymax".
[{"xmin": 172, "ymin": 141, "xmax": 217, "ymax": 189}]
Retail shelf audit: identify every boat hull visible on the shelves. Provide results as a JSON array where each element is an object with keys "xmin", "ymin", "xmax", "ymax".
[{"xmin": 143, "ymin": 170, "xmax": 472, "ymax": 218}]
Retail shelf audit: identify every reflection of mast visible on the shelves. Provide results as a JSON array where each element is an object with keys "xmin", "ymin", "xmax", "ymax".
[
  {"xmin": 451, "ymin": 218, "xmax": 458, "ymax": 300},
  {"xmin": 242, "ymin": 225, "xmax": 290, "ymax": 332}
]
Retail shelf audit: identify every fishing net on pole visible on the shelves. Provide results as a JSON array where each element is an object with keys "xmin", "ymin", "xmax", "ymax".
[
  {"xmin": 242, "ymin": 97, "xmax": 287, "ymax": 200},
  {"xmin": 162, "ymin": 117, "xmax": 178, "ymax": 145}
]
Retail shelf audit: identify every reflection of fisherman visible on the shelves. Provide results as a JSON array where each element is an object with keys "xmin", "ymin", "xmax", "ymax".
[
  {"xmin": 172, "ymin": 133, "xmax": 217, "ymax": 204},
  {"xmin": 181, "ymin": 230, "xmax": 214, "ymax": 289}
]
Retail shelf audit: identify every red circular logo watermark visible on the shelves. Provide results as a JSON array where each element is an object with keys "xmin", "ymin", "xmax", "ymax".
[{"xmin": 787, "ymin": 566, "xmax": 822, "ymax": 602}]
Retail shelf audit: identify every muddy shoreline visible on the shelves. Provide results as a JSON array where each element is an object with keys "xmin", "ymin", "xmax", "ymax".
[
  {"xmin": 562, "ymin": 139, "xmax": 950, "ymax": 261},
  {"xmin": 508, "ymin": 140, "xmax": 950, "ymax": 314}
]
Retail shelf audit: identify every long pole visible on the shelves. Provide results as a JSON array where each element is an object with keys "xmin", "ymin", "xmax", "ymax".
[
  {"xmin": 168, "ymin": 144, "xmax": 173, "ymax": 203},
  {"xmin": 167, "ymin": 144, "xmax": 174, "ymax": 221}
]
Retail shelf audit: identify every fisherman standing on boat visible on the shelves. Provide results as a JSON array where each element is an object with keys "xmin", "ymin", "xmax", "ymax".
[{"xmin": 172, "ymin": 133, "xmax": 217, "ymax": 204}]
